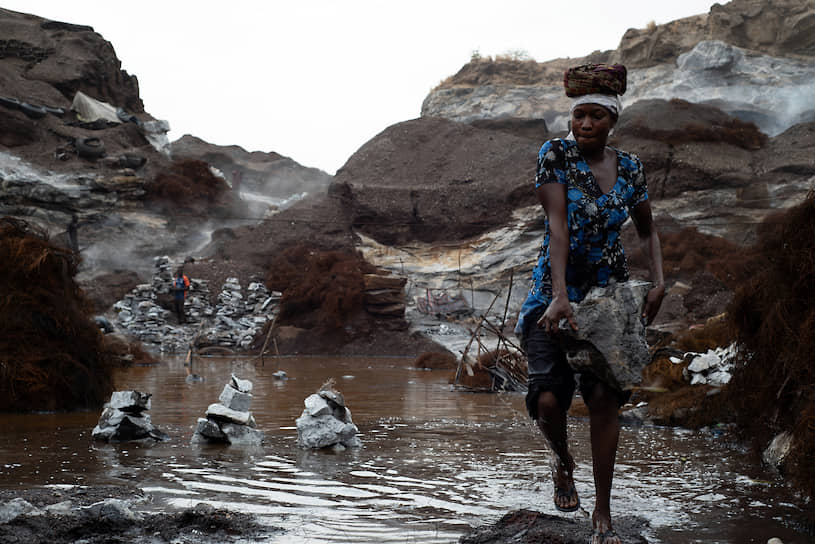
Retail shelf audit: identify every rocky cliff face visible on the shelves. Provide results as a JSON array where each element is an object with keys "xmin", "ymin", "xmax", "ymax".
[
  {"xmin": 0, "ymin": 8, "xmax": 142, "ymax": 113},
  {"xmin": 0, "ymin": 8, "xmax": 331, "ymax": 285},
  {"xmin": 170, "ymin": 135, "xmax": 332, "ymax": 217},
  {"xmin": 423, "ymin": 0, "xmax": 815, "ymax": 138}
]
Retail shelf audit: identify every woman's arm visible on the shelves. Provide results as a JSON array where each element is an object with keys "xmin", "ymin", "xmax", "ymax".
[
  {"xmin": 631, "ymin": 199, "xmax": 665, "ymax": 325},
  {"xmin": 537, "ymin": 183, "xmax": 578, "ymax": 332}
]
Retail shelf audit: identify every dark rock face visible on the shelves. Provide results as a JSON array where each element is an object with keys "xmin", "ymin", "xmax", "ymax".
[
  {"xmin": 333, "ymin": 117, "xmax": 541, "ymax": 245},
  {"xmin": 169, "ymin": 135, "xmax": 333, "ymax": 202},
  {"xmin": 0, "ymin": 8, "xmax": 142, "ymax": 112}
]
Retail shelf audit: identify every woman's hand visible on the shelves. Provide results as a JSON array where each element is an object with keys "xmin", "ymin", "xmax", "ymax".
[
  {"xmin": 641, "ymin": 284, "xmax": 665, "ymax": 326},
  {"xmin": 537, "ymin": 295, "xmax": 578, "ymax": 333}
]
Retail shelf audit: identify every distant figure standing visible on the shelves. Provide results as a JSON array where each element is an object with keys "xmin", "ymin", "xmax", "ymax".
[
  {"xmin": 173, "ymin": 268, "xmax": 190, "ymax": 324},
  {"xmin": 67, "ymin": 214, "xmax": 79, "ymax": 253}
]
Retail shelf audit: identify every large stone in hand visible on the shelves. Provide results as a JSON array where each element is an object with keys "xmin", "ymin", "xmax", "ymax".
[{"xmin": 557, "ymin": 280, "xmax": 651, "ymax": 391}]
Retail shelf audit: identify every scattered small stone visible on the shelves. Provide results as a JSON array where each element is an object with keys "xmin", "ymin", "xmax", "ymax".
[
  {"xmin": 0, "ymin": 498, "xmax": 38, "ymax": 523},
  {"xmin": 683, "ymin": 343, "xmax": 737, "ymax": 386}
]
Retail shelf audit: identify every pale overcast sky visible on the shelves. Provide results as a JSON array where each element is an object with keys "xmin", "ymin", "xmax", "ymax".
[{"xmin": 6, "ymin": 1, "xmax": 720, "ymax": 173}]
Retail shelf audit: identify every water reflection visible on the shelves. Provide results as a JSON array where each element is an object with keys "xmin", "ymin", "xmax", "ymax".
[{"xmin": 0, "ymin": 356, "xmax": 806, "ymax": 543}]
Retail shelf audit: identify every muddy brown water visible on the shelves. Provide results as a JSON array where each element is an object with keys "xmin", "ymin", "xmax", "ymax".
[{"xmin": 0, "ymin": 356, "xmax": 807, "ymax": 543}]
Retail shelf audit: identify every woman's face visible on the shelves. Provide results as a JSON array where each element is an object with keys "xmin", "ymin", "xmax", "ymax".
[{"xmin": 571, "ymin": 104, "xmax": 616, "ymax": 153}]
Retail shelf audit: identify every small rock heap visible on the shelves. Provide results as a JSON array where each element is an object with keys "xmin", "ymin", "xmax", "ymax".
[
  {"xmin": 296, "ymin": 381, "xmax": 361, "ymax": 450},
  {"xmin": 92, "ymin": 390, "xmax": 168, "ymax": 442},
  {"xmin": 113, "ymin": 256, "xmax": 279, "ymax": 352},
  {"xmin": 683, "ymin": 343, "xmax": 736, "ymax": 386},
  {"xmin": 192, "ymin": 374, "xmax": 264, "ymax": 446}
]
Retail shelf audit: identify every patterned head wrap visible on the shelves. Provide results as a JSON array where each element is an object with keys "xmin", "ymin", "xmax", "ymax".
[{"xmin": 563, "ymin": 63, "xmax": 627, "ymax": 97}]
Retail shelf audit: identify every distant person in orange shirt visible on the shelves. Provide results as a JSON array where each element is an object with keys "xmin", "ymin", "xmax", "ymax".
[{"xmin": 172, "ymin": 268, "xmax": 190, "ymax": 324}]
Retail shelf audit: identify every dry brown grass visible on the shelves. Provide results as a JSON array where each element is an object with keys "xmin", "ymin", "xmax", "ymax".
[
  {"xmin": 414, "ymin": 351, "xmax": 457, "ymax": 369},
  {"xmin": 725, "ymin": 191, "xmax": 815, "ymax": 494},
  {"xmin": 623, "ymin": 100, "xmax": 768, "ymax": 150},
  {"xmin": 628, "ymin": 226, "xmax": 754, "ymax": 289},
  {"xmin": 266, "ymin": 245, "xmax": 377, "ymax": 331},
  {"xmin": 144, "ymin": 159, "xmax": 233, "ymax": 215},
  {"xmin": 0, "ymin": 218, "xmax": 116, "ymax": 412}
]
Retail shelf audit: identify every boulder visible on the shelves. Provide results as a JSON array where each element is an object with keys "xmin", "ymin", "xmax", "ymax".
[
  {"xmin": 557, "ymin": 280, "xmax": 652, "ymax": 391},
  {"xmin": 194, "ymin": 417, "xmax": 226, "ymax": 441},
  {"xmin": 218, "ymin": 383, "xmax": 252, "ymax": 412},
  {"xmin": 304, "ymin": 394, "xmax": 332, "ymax": 417},
  {"xmin": 193, "ymin": 376, "xmax": 264, "ymax": 445},
  {"xmin": 0, "ymin": 498, "xmax": 38, "ymax": 523},
  {"xmin": 220, "ymin": 423, "xmax": 264, "ymax": 446},
  {"xmin": 762, "ymin": 431, "xmax": 794, "ymax": 470},
  {"xmin": 296, "ymin": 386, "xmax": 361, "ymax": 449},
  {"xmin": 205, "ymin": 403, "xmax": 253, "ymax": 425},
  {"xmin": 108, "ymin": 390, "xmax": 151, "ymax": 412},
  {"xmin": 230, "ymin": 373, "xmax": 253, "ymax": 393},
  {"xmin": 296, "ymin": 414, "xmax": 360, "ymax": 449}
]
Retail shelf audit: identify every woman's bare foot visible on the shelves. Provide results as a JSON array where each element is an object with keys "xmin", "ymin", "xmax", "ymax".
[{"xmin": 591, "ymin": 511, "xmax": 620, "ymax": 544}]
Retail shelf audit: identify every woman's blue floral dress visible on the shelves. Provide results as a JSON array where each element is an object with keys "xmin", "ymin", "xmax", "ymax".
[{"xmin": 515, "ymin": 138, "xmax": 648, "ymax": 337}]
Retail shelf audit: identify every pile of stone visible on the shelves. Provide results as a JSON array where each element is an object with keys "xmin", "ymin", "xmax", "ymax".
[
  {"xmin": 681, "ymin": 343, "xmax": 737, "ymax": 386},
  {"xmin": 296, "ymin": 383, "xmax": 361, "ymax": 450},
  {"xmin": 363, "ymin": 273, "xmax": 406, "ymax": 318},
  {"xmin": 192, "ymin": 374, "xmax": 263, "ymax": 446},
  {"xmin": 113, "ymin": 257, "xmax": 280, "ymax": 352},
  {"xmin": 92, "ymin": 390, "xmax": 168, "ymax": 442}
]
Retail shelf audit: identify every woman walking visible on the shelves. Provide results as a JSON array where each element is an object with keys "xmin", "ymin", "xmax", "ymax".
[{"xmin": 515, "ymin": 64, "xmax": 664, "ymax": 544}]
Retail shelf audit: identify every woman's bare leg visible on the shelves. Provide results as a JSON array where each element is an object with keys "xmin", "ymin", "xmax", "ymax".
[{"xmin": 585, "ymin": 383, "xmax": 621, "ymax": 543}]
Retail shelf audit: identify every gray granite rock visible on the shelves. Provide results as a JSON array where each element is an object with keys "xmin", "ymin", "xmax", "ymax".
[
  {"xmin": 557, "ymin": 280, "xmax": 651, "ymax": 391},
  {"xmin": 219, "ymin": 384, "xmax": 252, "ymax": 412},
  {"xmin": 109, "ymin": 390, "xmax": 151, "ymax": 412},
  {"xmin": 230, "ymin": 374, "xmax": 253, "ymax": 393},
  {"xmin": 205, "ymin": 403, "xmax": 252, "ymax": 425},
  {"xmin": 0, "ymin": 498, "xmax": 38, "ymax": 523},
  {"xmin": 221, "ymin": 422, "xmax": 264, "ymax": 446},
  {"xmin": 195, "ymin": 417, "xmax": 227, "ymax": 440},
  {"xmin": 304, "ymin": 394, "xmax": 332, "ymax": 417}
]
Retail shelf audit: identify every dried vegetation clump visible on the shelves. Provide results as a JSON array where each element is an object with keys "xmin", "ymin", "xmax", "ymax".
[
  {"xmin": 623, "ymin": 99, "xmax": 768, "ymax": 150},
  {"xmin": 144, "ymin": 159, "xmax": 234, "ymax": 215},
  {"xmin": 414, "ymin": 351, "xmax": 457, "ymax": 369},
  {"xmin": 628, "ymin": 226, "xmax": 752, "ymax": 289},
  {"xmin": 266, "ymin": 245, "xmax": 377, "ymax": 330},
  {"xmin": 0, "ymin": 218, "xmax": 115, "ymax": 412},
  {"xmin": 725, "ymin": 191, "xmax": 815, "ymax": 495}
]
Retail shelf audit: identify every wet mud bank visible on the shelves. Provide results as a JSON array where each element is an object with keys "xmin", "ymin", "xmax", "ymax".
[{"xmin": 0, "ymin": 485, "xmax": 278, "ymax": 544}]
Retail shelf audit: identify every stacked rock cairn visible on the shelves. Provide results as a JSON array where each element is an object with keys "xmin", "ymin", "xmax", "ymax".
[
  {"xmin": 296, "ymin": 380, "xmax": 361, "ymax": 450},
  {"xmin": 92, "ymin": 391, "xmax": 168, "ymax": 442},
  {"xmin": 192, "ymin": 374, "xmax": 264, "ymax": 446}
]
